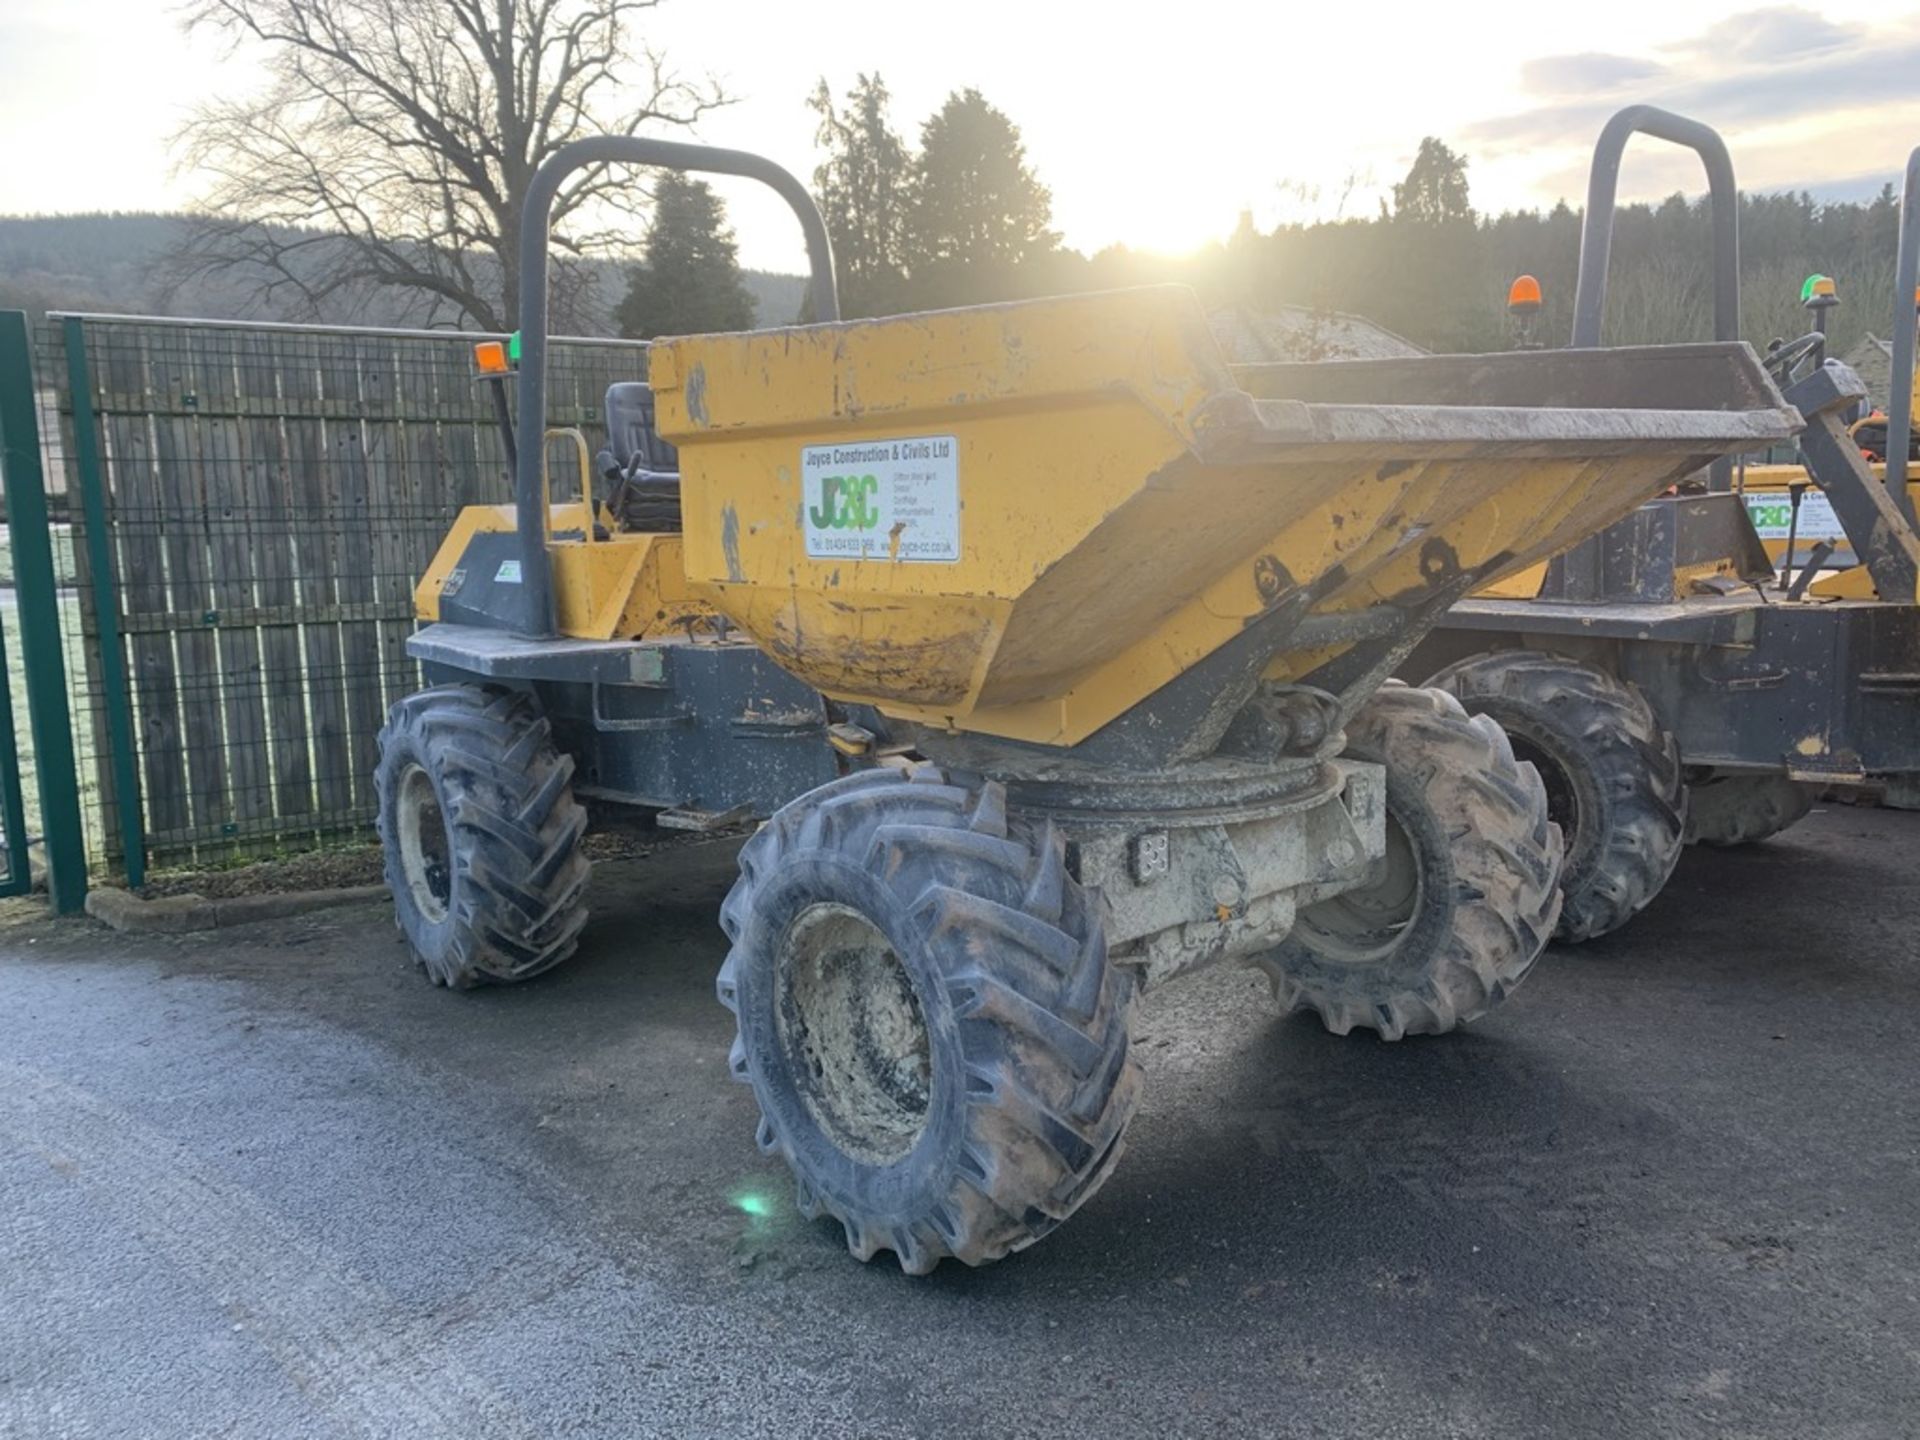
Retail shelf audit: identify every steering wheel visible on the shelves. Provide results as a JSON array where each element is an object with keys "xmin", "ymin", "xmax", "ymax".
[{"xmin": 1763, "ymin": 332, "xmax": 1824, "ymax": 387}]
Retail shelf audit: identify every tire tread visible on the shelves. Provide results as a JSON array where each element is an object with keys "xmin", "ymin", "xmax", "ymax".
[
  {"xmin": 718, "ymin": 763, "xmax": 1140, "ymax": 1273},
  {"xmin": 375, "ymin": 685, "xmax": 591, "ymax": 987},
  {"xmin": 1429, "ymin": 652, "xmax": 1684, "ymax": 943},
  {"xmin": 1259, "ymin": 682, "xmax": 1563, "ymax": 1040}
]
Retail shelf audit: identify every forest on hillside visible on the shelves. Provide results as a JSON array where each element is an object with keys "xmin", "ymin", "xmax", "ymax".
[
  {"xmin": 1095, "ymin": 183, "xmax": 1909, "ymax": 359},
  {"xmin": 1, "ymin": 128, "xmax": 1907, "ymax": 362},
  {"xmin": 0, "ymin": 213, "xmax": 808, "ymax": 336},
  {"xmin": 798, "ymin": 90, "xmax": 1911, "ymax": 360}
]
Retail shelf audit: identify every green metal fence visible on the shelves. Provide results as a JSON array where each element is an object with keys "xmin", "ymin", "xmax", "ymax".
[
  {"xmin": 0, "ymin": 308, "xmax": 648, "ymax": 901},
  {"xmin": 0, "ymin": 311, "xmax": 80, "ymax": 905}
]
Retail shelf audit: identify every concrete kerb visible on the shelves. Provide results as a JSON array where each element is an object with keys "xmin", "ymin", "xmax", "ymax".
[{"xmin": 84, "ymin": 885, "xmax": 389, "ymax": 935}]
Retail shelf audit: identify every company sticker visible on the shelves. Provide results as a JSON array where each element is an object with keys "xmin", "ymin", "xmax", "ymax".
[
  {"xmin": 801, "ymin": 435, "xmax": 960, "ymax": 562},
  {"xmin": 1744, "ymin": 492, "xmax": 1844, "ymax": 541}
]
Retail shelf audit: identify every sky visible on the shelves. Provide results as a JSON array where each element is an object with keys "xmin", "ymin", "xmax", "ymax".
[{"xmin": 2, "ymin": 1, "xmax": 1919, "ymax": 271}]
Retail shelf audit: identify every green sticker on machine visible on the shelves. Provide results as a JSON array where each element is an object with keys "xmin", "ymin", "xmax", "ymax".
[
  {"xmin": 800, "ymin": 435, "xmax": 960, "ymax": 562},
  {"xmin": 1744, "ymin": 493, "xmax": 1843, "ymax": 541}
]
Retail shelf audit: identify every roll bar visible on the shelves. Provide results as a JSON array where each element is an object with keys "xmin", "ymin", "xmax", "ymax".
[
  {"xmin": 511, "ymin": 137, "xmax": 839, "ymax": 637},
  {"xmin": 1571, "ymin": 106, "xmax": 1740, "ymax": 348},
  {"xmin": 1569, "ymin": 107, "xmax": 1741, "ymax": 492},
  {"xmin": 1887, "ymin": 147, "xmax": 1920, "ymax": 524}
]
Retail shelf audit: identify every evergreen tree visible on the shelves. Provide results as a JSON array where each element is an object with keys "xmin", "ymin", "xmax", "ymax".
[
  {"xmin": 904, "ymin": 89, "xmax": 1058, "ymax": 309},
  {"xmin": 808, "ymin": 74, "xmax": 913, "ymax": 317},
  {"xmin": 616, "ymin": 174, "xmax": 755, "ymax": 340},
  {"xmin": 1379, "ymin": 138, "xmax": 1481, "ymax": 344},
  {"xmin": 1392, "ymin": 138, "xmax": 1474, "ymax": 225}
]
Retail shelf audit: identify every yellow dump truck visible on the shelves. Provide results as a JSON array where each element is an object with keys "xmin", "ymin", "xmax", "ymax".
[
  {"xmin": 1415, "ymin": 117, "xmax": 1920, "ymax": 955},
  {"xmin": 379, "ymin": 133, "xmax": 1796, "ymax": 1273}
]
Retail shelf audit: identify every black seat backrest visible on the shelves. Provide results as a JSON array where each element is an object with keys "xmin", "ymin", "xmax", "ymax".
[
  {"xmin": 602, "ymin": 382, "xmax": 679, "ymax": 475},
  {"xmin": 598, "ymin": 381, "xmax": 684, "ymax": 533}
]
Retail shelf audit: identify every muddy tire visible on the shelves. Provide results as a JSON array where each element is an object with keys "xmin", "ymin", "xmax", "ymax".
[
  {"xmin": 1684, "ymin": 771, "xmax": 1817, "ymax": 847},
  {"xmin": 717, "ymin": 764, "xmax": 1140, "ymax": 1273},
  {"xmin": 1427, "ymin": 652, "xmax": 1684, "ymax": 944},
  {"xmin": 1257, "ymin": 683, "xmax": 1562, "ymax": 1041},
  {"xmin": 375, "ymin": 684, "xmax": 591, "ymax": 988}
]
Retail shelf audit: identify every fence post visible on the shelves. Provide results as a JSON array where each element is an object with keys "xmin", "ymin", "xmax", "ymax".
[
  {"xmin": 62, "ymin": 318, "xmax": 145, "ymax": 888},
  {"xmin": 0, "ymin": 311, "xmax": 88, "ymax": 911},
  {"xmin": 0, "ymin": 612, "xmax": 31, "ymax": 898}
]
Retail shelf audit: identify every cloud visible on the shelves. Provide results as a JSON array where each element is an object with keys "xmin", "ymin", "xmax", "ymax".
[
  {"xmin": 1528, "ymin": 150, "xmax": 1714, "ymax": 207},
  {"xmin": 1520, "ymin": 52, "xmax": 1666, "ymax": 96},
  {"xmin": 1674, "ymin": 5, "xmax": 1859, "ymax": 60},
  {"xmin": 1756, "ymin": 167, "xmax": 1905, "ymax": 204},
  {"xmin": 1517, "ymin": 99, "xmax": 1920, "ymax": 224},
  {"xmin": 1469, "ymin": 7, "xmax": 1920, "ymax": 155}
]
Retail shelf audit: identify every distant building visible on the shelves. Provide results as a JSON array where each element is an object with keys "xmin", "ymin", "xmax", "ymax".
[
  {"xmin": 1208, "ymin": 305, "xmax": 1426, "ymax": 364},
  {"xmin": 1840, "ymin": 333, "xmax": 1894, "ymax": 411}
]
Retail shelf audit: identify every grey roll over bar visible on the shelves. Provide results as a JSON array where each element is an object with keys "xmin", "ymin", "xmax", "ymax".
[
  {"xmin": 1570, "ymin": 106, "xmax": 1740, "ymax": 492},
  {"xmin": 511, "ymin": 137, "xmax": 839, "ymax": 637},
  {"xmin": 1886, "ymin": 146, "xmax": 1920, "ymax": 525},
  {"xmin": 1571, "ymin": 106, "xmax": 1740, "ymax": 349}
]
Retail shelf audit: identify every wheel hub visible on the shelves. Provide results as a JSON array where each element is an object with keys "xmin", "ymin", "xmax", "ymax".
[
  {"xmin": 1293, "ymin": 811, "xmax": 1421, "ymax": 963},
  {"xmin": 776, "ymin": 904, "xmax": 931, "ymax": 1166},
  {"xmin": 1507, "ymin": 734, "xmax": 1581, "ymax": 849},
  {"xmin": 395, "ymin": 763, "xmax": 453, "ymax": 925}
]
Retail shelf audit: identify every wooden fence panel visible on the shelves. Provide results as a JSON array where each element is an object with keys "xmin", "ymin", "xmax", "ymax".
[
  {"xmin": 332, "ymin": 340, "xmax": 387, "ymax": 820},
  {"xmin": 197, "ymin": 327, "xmax": 274, "ymax": 849},
  {"xmin": 45, "ymin": 316, "xmax": 649, "ymax": 871},
  {"xmin": 151, "ymin": 332, "xmax": 232, "ymax": 845},
  {"xmin": 97, "ymin": 331, "xmax": 190, "ymax": 842},
  {"xmin": 238, "ymin": 329, "xmax": 314, "ymax": 825},
  {"xmin": 286, "ymin": 330, "xmax": 355, "ymax": 825}
]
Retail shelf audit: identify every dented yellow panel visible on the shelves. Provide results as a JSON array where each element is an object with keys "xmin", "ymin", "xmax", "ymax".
[
  {"xmin": 415, "ymin": 503, "xmax": 717, "ymax": 639},
  {"xmin": 607, "ymin": 535, "xmax": 722, "ymax": 639}
]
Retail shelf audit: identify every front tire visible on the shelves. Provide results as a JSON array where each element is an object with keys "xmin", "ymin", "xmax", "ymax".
[
  {"xmin": 375, "ymin": 685, "xmax": 591, "ymax": 987},
  {"xmin": 1427, "ymin": 652, "xmax": 1685, "ymax": 943},
  {"xmin": 1257, "ymin": 683, "xmax": 1563, "ymax": 1041},
  {"xmin": 717, "ymin": 765, "xmax": 1140, "ymax": 1273}
]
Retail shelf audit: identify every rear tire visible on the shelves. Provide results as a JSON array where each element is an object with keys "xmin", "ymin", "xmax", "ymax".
[
  {"xmin": 1256, "ymin": 683, "xmax": 1563, "ymax": 1041},
  {"xmin": 1427, "ymin": 651, "xmax": 1684, "ymax": 943},
  {"xmin": 375, "ymin": 684, "xmax": 591, "ymax": 987},
  {"xmin": 1684, "ymin": 771, "xmax": 1817, "ymax": 847},
  {"xmin": 717, "ymin": 764, "xmax": 1140, "ymax": 1272}
]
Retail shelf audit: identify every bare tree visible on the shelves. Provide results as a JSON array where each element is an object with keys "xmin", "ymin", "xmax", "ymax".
[{"xmin": 172, "ymin": 0, "xmax": 724, "ymax": 330}]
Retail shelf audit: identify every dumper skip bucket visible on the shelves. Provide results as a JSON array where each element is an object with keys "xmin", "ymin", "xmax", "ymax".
[{"xmin": 647, "ymin": 286, "xmax": 1798, "ymax": 748}]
